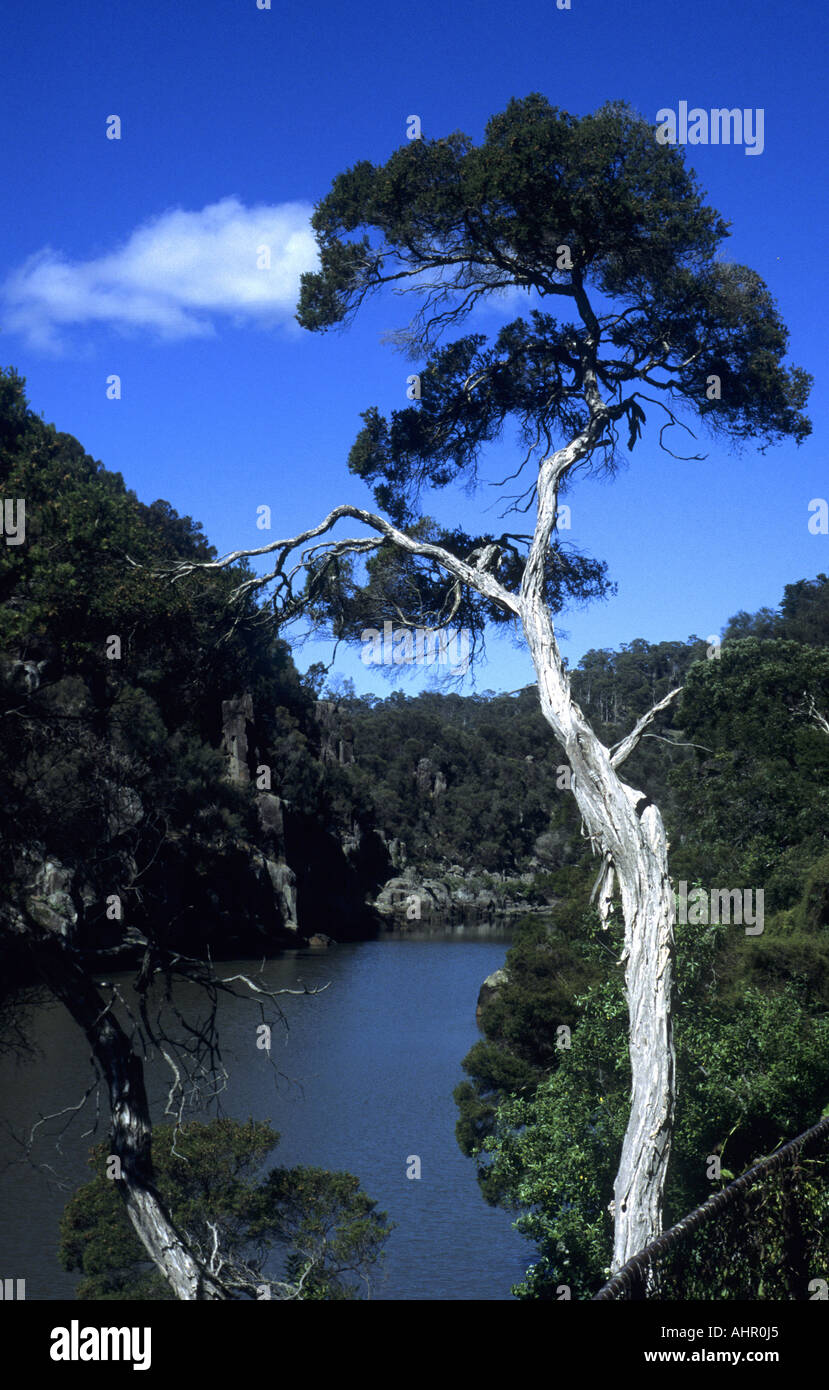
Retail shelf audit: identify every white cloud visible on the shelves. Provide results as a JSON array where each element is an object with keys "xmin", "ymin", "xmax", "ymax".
[{"xmin": 2, "ymin": 197, "xmax": 319, "ymax": 350}]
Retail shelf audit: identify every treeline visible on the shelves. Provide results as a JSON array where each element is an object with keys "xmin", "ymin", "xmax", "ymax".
[
  {"xmin": 324, "ymin": 638, "xmax": 708, "ymax": 879},
  {"xmin": 331, "ymin": 584, "xmax": 829, "ymax": 914}
]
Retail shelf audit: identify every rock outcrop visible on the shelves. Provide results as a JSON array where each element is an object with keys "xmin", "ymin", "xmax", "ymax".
[
  {"xmin": 221, "ymin": 693, "xmax": 255, "ymax": 786},
  {"xmin": 23, "ymin": 853, "xmax": 78, "ymax": 937},
  {"xmin": 2, "ymin": 690, "xmax": 391, "ymax": 979},
  {"xmin": 255, "ymin": 793, "xmax": 299, "ymax": 931},
  {"xmin": 375, "ymin": 872, "xmax": 452, "ymax": 918},
  {"xmin": 314, "ymin": 700, "xmax": 355, "ymax": 766},
  {"xmin": 372, "ymin": 862, "xmax": 544, "ymax": 927},
  {"xmin": 415, "ymin": 756, "xmax": 446, "ymax": 799},
  {"xmin": 476, "ymin": 967, "xmax": 509, "ymax": 1024}
]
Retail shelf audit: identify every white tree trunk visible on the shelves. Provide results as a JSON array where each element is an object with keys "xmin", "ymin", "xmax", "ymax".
[
  {"xmin": 610, "ymin": 817, "xmax": 676, "ymax": 1268},
  {"xmin": 521, "ymin": 595, "xmax": 676, "ymax": 1270}
]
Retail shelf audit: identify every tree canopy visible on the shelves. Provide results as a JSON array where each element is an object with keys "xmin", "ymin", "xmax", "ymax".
[
  {"xmin": 276, "ymin": 96, "xmax": 814, "ymax": 659},
  {"xmin": 59, "ymin": 1119, "xmax": 393, "ymax": 1300}
]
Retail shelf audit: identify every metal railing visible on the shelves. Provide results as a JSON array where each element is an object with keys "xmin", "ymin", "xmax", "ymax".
[{"xmin": 594, "ymin": 1113, "xmax": 829, "ymax": 1300}]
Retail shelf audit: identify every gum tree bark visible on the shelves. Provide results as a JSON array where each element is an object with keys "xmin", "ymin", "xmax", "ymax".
[
  {"xmin": 523, "ymin": 603, "xmax": 677, "ymax": 1267},
  {"xmin": 521, "ymin": 458, "xmax": 677, "ymax": 1266}
]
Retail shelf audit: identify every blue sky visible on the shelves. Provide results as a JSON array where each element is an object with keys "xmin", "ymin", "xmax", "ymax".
[{"xmin": 2, "ymin": 0, "xmax": 827, "ymax": 696}]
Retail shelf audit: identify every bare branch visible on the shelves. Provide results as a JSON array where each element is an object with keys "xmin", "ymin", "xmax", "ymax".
[
  {"xmin": 641, "ymin": 733, "xmax": 714, "ymax": 754},
  {"xmin": 631, "ymin": 392, "xmax": 707, "ymax": 462},
  {"xmin": 27, "ymin": 1084, "xmax": 99, "ymax": 1151},
  {"xmin": 157, "ymin": 504, "xmax": 521, "ymax": 621},
  {"xmin": 610, "ymin": 688, "xmax": 684, "ymax": 769}
]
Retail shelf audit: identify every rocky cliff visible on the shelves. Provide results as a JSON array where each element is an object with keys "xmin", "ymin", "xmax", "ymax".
[{"xmin": 1, "ymin": 685, "xmax": 391, "ymax": 974}]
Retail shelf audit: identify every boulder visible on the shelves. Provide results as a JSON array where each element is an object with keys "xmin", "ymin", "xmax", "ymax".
[
  {"xmin": 476, "ymin": 967, "xmax": 509, "ymax": 1024},
  {"xmin": 308, "ymin": 932, "xmax": 335, "ymax": 949},
  {"xmin": 375, "ymin": 874, "xmax": 452, "ymax": 917}
]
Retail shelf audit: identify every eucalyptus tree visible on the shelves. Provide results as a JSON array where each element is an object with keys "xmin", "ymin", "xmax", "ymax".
[{"xmin": 177, "ymin": 96, "xmax": 810, "ymax": 1268}]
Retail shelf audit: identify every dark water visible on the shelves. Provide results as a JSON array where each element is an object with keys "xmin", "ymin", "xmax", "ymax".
[{"xmin": 0, "ymin": 930, "xmax": 531, "ymax": 1300}]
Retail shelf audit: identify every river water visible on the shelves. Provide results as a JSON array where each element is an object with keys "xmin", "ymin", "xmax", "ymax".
[{"xmin": 0, "ymin": 929, "xmax": 531, "ymax": 1300}]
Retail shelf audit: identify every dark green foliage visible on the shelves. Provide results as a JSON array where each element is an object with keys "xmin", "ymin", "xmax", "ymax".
[
  {"xmin": 724, "ymin": 574, "xmax": 829, "ymax": 648},
  {"xmin": 779, "ymin": 575, "xmax": 829, "ymax": 646},
  {"xmin": 300, "ymin": 93, "xmax": 809, "ymax": 461},
  {"xmin": 478, "ymin": 912, "xmax": 829, "ymax": 1298},
  {"xmin": 332, "ymin": 636, "xmax": 707, "ymax": 876},
  {"xmin": 676, "ymin": 638, "xmax": 829, "ymax": 758},
  {"xmin": 295, "ymin": 97, "xmax": 809, "ymax": 661},
  {"xmin": 799, "ymin": 851, "xmax": 829, "ymax": 933},
  {"xmin": 669, "ymin": 637, "xmax": 829, "ymax": 911},
  {"xmin": 0, "ymin": 368, "xmax": 377, "ymax": 956},
  {"xmin": 59, "ymin": 1119, "xmax": 392, "ymax": 1300},
  {"xmin": 337, "ymin": 686, "xmax": 582, "ymax": 873},
  {"xmin": 300, "ymin": 96, "xmax": 728, "ymax": 341},
  {"xmin": 453, "ymin": 906, "xmax": 606, "ymax": 1199},
  {"xmin": 303, "ymin": 517, "xmax": 614, "ymax": 648}
]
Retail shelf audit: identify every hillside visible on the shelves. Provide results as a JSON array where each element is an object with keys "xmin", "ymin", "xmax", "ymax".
[{"xmin": 0, "ymin": 368, "xmax": 390, "ymax": 979}]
